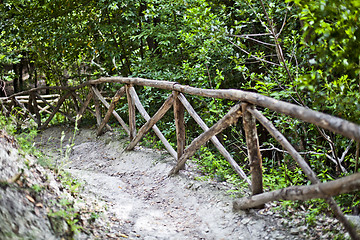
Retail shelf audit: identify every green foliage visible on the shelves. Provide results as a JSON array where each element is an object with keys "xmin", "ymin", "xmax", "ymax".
[
  {"xmin": 48, "ymin": 197, "xmax": 83, "ymax": 235},
  {"xmin": 1, "ymin": 0, "xmax": 360, "ymax": 230},
  {"xmin": 58, "ymin": 171, "xmax": 83, "ymax": 196},
  {"xmin": 31, "ymin": 184, "xmax": 42, "ymax": 193},
  {"xmin": 56, "ymin": 116, "xmax": 79, "ymax": 172},
  {"xmin": 290, "ymin": 0, "xmax": 360, "ymax": 122},
  {"xmin": 0, "ymin": 113, "xmax": 51, "ymax": 166},
  {"xmin": 194, "ymin": 146, "xmax": 239, "ymax": 182}
]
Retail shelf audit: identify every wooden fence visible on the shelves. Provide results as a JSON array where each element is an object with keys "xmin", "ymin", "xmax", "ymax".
[{"xmin": 1, "ymin": 76, "xmax": 360, "ymax": 239}]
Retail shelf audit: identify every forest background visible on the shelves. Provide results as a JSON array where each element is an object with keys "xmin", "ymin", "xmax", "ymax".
[{"xmin": 0, "ymin": 0, "xmax": 360, "ymax": 222}]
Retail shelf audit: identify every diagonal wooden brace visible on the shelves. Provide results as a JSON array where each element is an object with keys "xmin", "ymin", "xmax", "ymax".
[
  {"xmin": 127, "ymin": 86, "xmax": 177, "ymax": 160},
  {"xmin": 169, "ymin": 104, "xmax": 242, "ymax": 176},
  {"xmin": 126, "ymin": 93, "xmax": 174, "ymax": 150},
  {"xmin": 97, "ymin": 87, "xmax": 126, "ymax": 136}
]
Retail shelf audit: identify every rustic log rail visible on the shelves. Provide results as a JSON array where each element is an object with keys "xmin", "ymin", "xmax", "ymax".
[{"xmin": 1, "ymin": 76, "xmax": 360, "ymax": 239}]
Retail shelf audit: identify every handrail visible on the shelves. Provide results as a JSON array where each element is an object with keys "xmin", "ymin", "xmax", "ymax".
[
  {"xmin": 4, "ymin": 76, "xmax": 360, "ymax": 142},
  {"xmin": 90, "ymin": 77, "xmax": 360, "ymax": 142},
  {"xmin": 1, "ymin": 76, "xmax": 359, "ymax": 239}
]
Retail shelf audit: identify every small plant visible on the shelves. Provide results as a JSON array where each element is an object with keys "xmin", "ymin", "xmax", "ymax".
[
  {"xmin": 89, "ymin": 212, "xmax": 99, "ymax": 224},
  {"xmin": 48, "ymin": 199, "xmax": 82, "ymax": 236},
  {"xmin": 56, "ymin": 115, "xmax": 80, "ymax": 173},
  {"xmin": 31, "ymin": 184, "xmax": 42, "ymax": 193},
  {"xmin": 58, "ymin": 171, "xmax": 82, "ymax": 196}
]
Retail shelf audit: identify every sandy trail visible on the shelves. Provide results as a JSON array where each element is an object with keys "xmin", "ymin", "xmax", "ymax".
[{"xmin": 36, "ymin": 126, "xmax": 304, "ymax": 240}]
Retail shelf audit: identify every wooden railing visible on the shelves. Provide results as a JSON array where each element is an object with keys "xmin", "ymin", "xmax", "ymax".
[{"xmin": 1, "ymin": 77, "xmax": 360, "ymax": 239}]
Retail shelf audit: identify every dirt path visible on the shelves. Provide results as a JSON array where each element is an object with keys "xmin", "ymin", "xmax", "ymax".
[{"xmin": 35, "ymin": 126, "xmax": 307, "ymax": 240}]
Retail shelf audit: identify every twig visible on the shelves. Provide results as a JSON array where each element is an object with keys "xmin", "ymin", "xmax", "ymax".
[
  {"xmin": 230, "ymin": 34, "xmax": 276, "ymax": 47},
  {"xmin": 231, "ymin": 33, "xmax": 272, "ymax": 37},
  {"xmin": 227, "ymin": 39, "xmax": 281, "ymax": 67}
]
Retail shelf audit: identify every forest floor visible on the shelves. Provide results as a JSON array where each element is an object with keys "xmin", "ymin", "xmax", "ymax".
[{"xmin": 30, "ymin": 125, "xmax": 347, "ymax": 239}]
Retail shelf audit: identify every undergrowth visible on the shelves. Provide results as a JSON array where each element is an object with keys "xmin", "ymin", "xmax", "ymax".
[{"xmin": 0, "ymin": 112, "xmax": 94, "ymax": 239}]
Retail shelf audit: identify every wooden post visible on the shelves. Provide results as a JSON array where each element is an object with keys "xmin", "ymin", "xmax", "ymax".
[
  {"xmin": 128, "ymin": 86, "xmax": 177, "ymax": 160},
  {"xmin": 97, "ymin": 87, "xmax": 126, "ymax": 136},
  {"xmin": 12, "ymin": 96, "xmax": 36, "ymax": 122},
  {"xmin": 74, "ymin": 90, "xmax": 111, "ymax": 131},
  {"xmin": 70, "ymin": 92, "xmax": 80, "ymax": 114},
  {"xmin": 177, "ymin": 93, "xmax": 251, "ymax": 185},
  {"xmin": 169, "ymin": 104, "xmax": 242, "ymax": 176},
  {"xmin": 30, "ymin": 93, "xmax": 41, "ymax": 127},
  {"xmin": 40, "ymin": 92, "xmax": 72, "ymax": 129},
  {"xmin": 126, "ymin": 93, "xmax": 174, "ymax": 150},
  {"xmin": 246, "ymin": 107, "xmax": 359, "ymax": 239},
  {"xmin": 0, "ymin": 99, "xmax": 8, "ymax": 115},
  {"xmin": 91, "ymin": 86, "xmax": 129, "ymax": 135},
  {"xmin": 173, "ymin": 91, "xmax": 186, "ymax": 169},
  {"xmin": 242, "ymin": 103, "xmax": 263, "ymax": 202},
  {"xmin": 126, "ymin": 84, "xmax": 136, "ymax": 140},
  {"xmin": 76, "ymin": 91, "xmax": 93, "ymax": 121},
  {"xmin": 35, "ymin": 92, "xmax": 75, "ymax": 123},
  {"xmin": 92, "ymin": 88, "xmax": 102, "ymax": 127}
]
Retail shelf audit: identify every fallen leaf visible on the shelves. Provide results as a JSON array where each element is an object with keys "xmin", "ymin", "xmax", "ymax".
[
  {"xmin": 36, "ymin": 203, "xmax": 44, "ymax": 208},
  {"xmin": 119, "ymin": 233, "xmax": 128, "ymax": 238},
  {"xmin": 26, "ymin": 195, "xmax": 35, "ymax": 203}
]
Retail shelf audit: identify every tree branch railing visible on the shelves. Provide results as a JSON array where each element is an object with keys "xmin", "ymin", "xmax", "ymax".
[{"xmin": 1, "ymin": 76, "xmax": 360, "ymax": 239}]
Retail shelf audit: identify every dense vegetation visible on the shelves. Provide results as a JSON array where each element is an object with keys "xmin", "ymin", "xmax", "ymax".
[{"xmin": 1, "ymin": 0, "xmax": 359, "ymax": 222}]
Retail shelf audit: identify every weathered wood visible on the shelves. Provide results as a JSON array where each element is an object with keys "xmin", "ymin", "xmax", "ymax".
[
  {"xmin": 6, "ymin": 77, "xmax": 360, "ymax": 143},
  {"xmin": 233, "ymin": 173, "xmax": 360, "ymax": 210},
  {"xmin": 35, "ymin": 92, "xmax": 75, "ymax": 123},
  {"xmin": 40, "ymin": 92, "xmax": 72, "ymax": 129},
  {"xmin": 0, "ymin": 99, "xmax": 8, "ymax": 114},
  {"xmin": 30, "ymin": 93, "xmax": 41, "ymax": 127},
  {"xmin": 12, "ymin": 97, "xmax": 37, "ymax": 122},
  {"xmin": 2, "ymin": 99, "xmax": 58, "ymax": 104},
  {"xmin": 88, "ymin": 77, "xmax": 360, "ymax": 142},
  {"xmin": 92, "ymin": 88, "xmax": 102, "ymax": 127},
  {"xmin": 247, "ymin": 107, "xmax": 318, "ymax": 183},
  {"xmin": 77, "ymin": 91, "xmax": 93, "ymax": 119},
  {"xmin": 70, "ymin": 92, "xmax": 80, "ymax": 114},
  {"xmin": 91, "ymin": 86, "xmax": 130, "ymax": 135},
  {"xmin": 38, "ymin": 105, "xmax": 51, "ymax": 114},
  {"xmin": 177, "ymin": 93, "xmax": 251, "ymax": 185},
  {"xmin": 242, "ymin": 104, "xmax": 263, "ymax": 200},
  {"xmin": 3, "ymin": 82, "xmax": 91, "ymax": 99},
  {"xmin": 126, "ymin": 93, "xmax": 174, "ymax": 151},
  {"xmin": 127, "ymin": 86, "xmax": 177, "ymax": 160},
  {"xmin": 126, "ymin": 84, "xmax": 137, "ymax": 140},
  {"xmin": 90, "ymin": 77, "xmax": 177, "ymax": 90},
  {"xmin": 73, "ymin": 91, "xmax": 111, "ymax": 131},
  {"xmin": 246, "ymin": 107, "xmax": 359, "ymax": 239},
  {"xmin": 27, "ymin": 93, "xmax": 34, "ymax": 114},
  {"xmin": 169, "ymin": 104, "xmax": 242, "ymax": 176},
  {"xmin": 97, "ymin": 87, "xmax": 126, "ymax": 136},
  {"xmin": 1, "ymin": 94, "xmax": 60, "ymax": 100},
  {"xmin": 173, "ymin": 91, "xmax": 186, "ymax": 169}
]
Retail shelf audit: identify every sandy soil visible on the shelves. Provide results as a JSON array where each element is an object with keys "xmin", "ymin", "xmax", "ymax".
[{"xmin": 35, "ymin": 126, "xmax": 309, "ymax": 240}]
